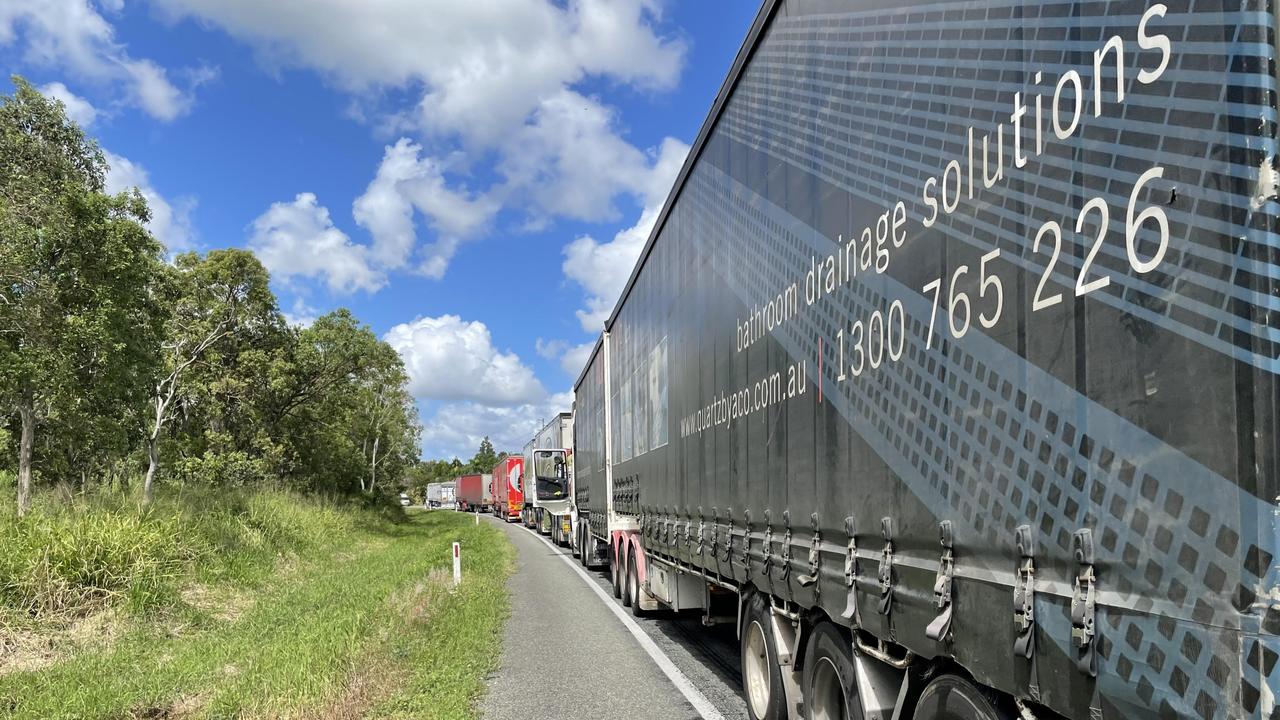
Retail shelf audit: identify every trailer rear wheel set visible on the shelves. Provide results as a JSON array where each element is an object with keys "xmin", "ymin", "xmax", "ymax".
[{"xmin": 583, "ymin": 531, "xmax": 1030, "ymax": 720}]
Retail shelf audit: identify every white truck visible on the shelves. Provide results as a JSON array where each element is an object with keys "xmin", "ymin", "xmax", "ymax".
[
  {"xmin": 425, "ymin": 481, "xmax": 456, "ymax": 508},
  {"xmin": 521, "ymin": 412, "xmax": 575, "ymax": 546}
]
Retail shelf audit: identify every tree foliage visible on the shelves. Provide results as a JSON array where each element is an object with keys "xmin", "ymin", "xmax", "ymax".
[
  {"xmin": 469, "ymin": 437, "xmax": 498, "ymax": 474},
  {"xmin": 0, "ymin": 76, "xmax": 422, "ymax": 513}
]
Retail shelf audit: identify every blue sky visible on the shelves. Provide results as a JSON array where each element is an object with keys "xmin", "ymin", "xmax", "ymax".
[{"xmin": 0, "ymin": 0, "xmax": 758, "ymax": 459}]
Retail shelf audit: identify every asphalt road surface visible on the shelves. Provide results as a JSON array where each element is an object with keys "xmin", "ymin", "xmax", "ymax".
[{"xmin": 479, "ymin": 514, "xmax": 749, "ymax": 720}]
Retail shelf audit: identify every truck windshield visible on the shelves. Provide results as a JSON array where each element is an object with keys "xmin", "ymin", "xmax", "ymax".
[{"xmin": 533, "ymin": 450, "xmax": 567, "ymax": 501}]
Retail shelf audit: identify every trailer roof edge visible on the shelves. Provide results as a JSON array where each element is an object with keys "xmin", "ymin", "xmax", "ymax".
[
  {"xmin": 601, "ymin": 0, "xmax": 782, "ymax": 333},
  {"xmin": 572, "ymin": 332, "xmax": 605, "ymax": 391}
]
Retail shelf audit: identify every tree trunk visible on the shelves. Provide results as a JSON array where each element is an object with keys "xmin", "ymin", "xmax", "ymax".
[
  {"xmin": 143, "ymin": 434, "xmax": 159, "ymax": 506},
  {"xmin": 369, "ymin": 435, "xmax": 380, "ymax": 493},
  {"xmin": 16, "ymin": 398, "xmax": 34, "ymax": 517}
]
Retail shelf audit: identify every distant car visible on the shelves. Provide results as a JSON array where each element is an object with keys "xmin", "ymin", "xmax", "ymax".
[{"xmin": 398, "ymin": 493, "xmax": 412, "ymax": 507}]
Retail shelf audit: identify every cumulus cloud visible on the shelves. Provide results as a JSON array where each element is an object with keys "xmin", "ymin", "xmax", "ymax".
[
  {"xmin": 562, "ymin": 136, "xmax": 688, "ymax": 331},
  {"xmin": 559, "ymin": 341, "xmax": 594, "ymax": 379},
  {"xmin": 417, "ymin": 391, "xmax": 573, "ymax": 460},
  {"xmin": 248, "ymin": 193, "xmax": 384, "ymax": 294},
  {"xmin": 103, "ymin": 150, "xmax": 196, "ymax": 252},
  {"xmin": 536, "ymin": 338, "xmax": 594, "ymax": 379},
  {"xmin": 147, "ymin": 0, "xmax": 687, "ymax": 279},
  {"xmin": 353, "ymin": 139, "xmax": 497, "ymax": 279},
  {"xmin": 282, "ymin": 297, "xmax": 318, "ymax": 328},
  {"xmin": 39, "ymin": 81, "xmax": 97, "ymax": 127},
  {"xmin": 384, "ymin": 315, "xmax": 545, "ymax": 406},
  {"xmin": 500, "ymin": 90, "xmax": 656, "ymax": 225},
  {"xmin": 0, "ymin": 0, "xmax": 202, "ymax": 120},
  {"xmin": 150, "ymin": 0, "xmax": 683, "ymax": 145}
]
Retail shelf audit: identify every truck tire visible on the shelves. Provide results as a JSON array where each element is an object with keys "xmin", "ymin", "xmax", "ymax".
[
  {"xmin": 628, "ymin": 551, "xmax": 651, "ymax": 618},
  {"xmin": 611, "ymin": 544, "xmax": 623, "ymax": 599},
  {"xmin": 801, "ymin": 622, "xmax": 863, "ymax": 720},
  {"xmin": 912, "ymin": 675, "xmax": 1012, "ymax": 720},
  {"xmin": 621, "ymin": 546, "xmax": 633, "ymax": 607},
  {"xmin": 741, "ymin": 593, "xmax": 787, "ymax": 720}
]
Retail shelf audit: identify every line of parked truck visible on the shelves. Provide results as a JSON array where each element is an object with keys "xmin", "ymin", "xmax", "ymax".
[
  {"xmin": 449, "ymin": 415, "xmax": 577, "ymax": 547},
  {"xmin": 445, "ymin": 0, "xmax": 1280, "ymax": 717}
]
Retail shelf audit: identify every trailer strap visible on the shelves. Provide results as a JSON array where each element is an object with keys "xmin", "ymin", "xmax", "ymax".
[{"xmin": 925, "ymin": 520, "xmax": 955, "ymax": 643}]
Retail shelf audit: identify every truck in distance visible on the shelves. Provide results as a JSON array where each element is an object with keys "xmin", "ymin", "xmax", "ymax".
[
  {"xmin": 426, "ymin": 481, "xmax": 456, "ymax": 509},
  {"xmin": 491, "ymin": 456, "xmax": 524, "ymax": 522},
  {"xmin": 522, "ymin": 412, "xmax": 575, "ymax": 545},
  {"xmin": 454, "ymin": 473, "xmax": 492, "ymax": 514}
]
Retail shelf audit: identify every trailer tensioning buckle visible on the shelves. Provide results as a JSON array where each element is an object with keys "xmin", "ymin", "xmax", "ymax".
[
  {"xmin": 878, "ymin": 517, "xmax": 894, "ymax": 618},
  {"xmin": 1071, "ymin": 528, "xmax": 1098, "ymax": 677},
  {"xmin": 1013, "ymin": 524, "xmax": 1036, "ymax": 660},
  {"xmin": 925, "ymin": 520, "xmax": 955, "ymax": 643},
  {"xmin": 797, "ymin": 512, "xmax": 821, "ymax": 589},
  {"xmin": 840, "ymin": 516, "xmax": 861, "ymax": 627}
]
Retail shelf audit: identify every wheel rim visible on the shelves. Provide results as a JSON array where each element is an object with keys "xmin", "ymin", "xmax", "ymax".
[
  {"xmin": 809, "ymin": 656, "xmax": 846, "ymax": 720},
  {"xmin": 744, "ymin": 620, "xmax": 771, "ymax": 718},
  {"xmin": 629, "ymin": 561, "xmax": 639, "ymax": 605}
]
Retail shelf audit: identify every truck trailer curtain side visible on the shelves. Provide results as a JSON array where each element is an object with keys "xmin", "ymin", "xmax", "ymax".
[{"xmin": 573, "ymin": 0, "xmax": 1280, "ymax": 718}]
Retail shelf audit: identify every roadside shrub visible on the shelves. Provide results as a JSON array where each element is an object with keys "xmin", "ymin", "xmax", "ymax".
[
  {"xmin": 0, "ymin": 509, "xmax": 188, "ymax": 616},
  {"xmin": 0, "ymin": 487, "xmax": 400, "ymax": 620}
]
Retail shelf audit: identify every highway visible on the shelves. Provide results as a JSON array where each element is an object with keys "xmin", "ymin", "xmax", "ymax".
[{"xmin": 479, "ymin": 515, "xmax": 748, "ymax": 720}]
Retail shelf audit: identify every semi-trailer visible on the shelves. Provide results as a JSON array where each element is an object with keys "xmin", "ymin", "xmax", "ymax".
[
  {"xmin": 522, "ymin": 412, "xmax": 576, "ymax": 545},
  {"xmin": 571, "ymin": 1, "xmax": 1280, "ymax": 719},
  {"xmin": 426, "ymin": 481, "xmax": 456, "ymax": 508},
  {"xmin": 455, "ymin": 473, "xmax": 493, "ymax": 514},
  {"xmin": 491, "ymin": 456, "xmax": 525, "ymax": 522}
]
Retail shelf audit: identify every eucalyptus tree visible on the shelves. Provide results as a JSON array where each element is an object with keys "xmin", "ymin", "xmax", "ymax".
[
  {"xmin": 143, "ymin": 249, "xmax": 279, "ymax": 504},
  {"xmin": 0, "ymin": 77, "xmax": 165, "ymax": 514}
]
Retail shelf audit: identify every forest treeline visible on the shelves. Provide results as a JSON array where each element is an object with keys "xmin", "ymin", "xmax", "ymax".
[{"xmin": 0, "ymin": 76, "xmax": 421, "ymax": 515}]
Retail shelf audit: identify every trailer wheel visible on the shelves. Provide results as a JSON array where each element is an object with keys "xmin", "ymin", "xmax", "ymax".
[
  {"xmin": 620, "ymin": 546, "xmax": 633, "ymax": 607},
  {"xmin": 912, "ymin": 675, "xmax": 1012, "ymax": 720},
  {"xmin": 802, "ymin": 622, "xmax": 862, "ymax": 720},
  {"xmin": 628, "ymin": 551, "xmax": 651, "ymax": 618},
  {"xmin": 611, "ymin": 544, "xmax": 623, "ymax": 599},
  {"xmin": 741, "ymin": 593, "xmax": 787, "ymax": 720}
]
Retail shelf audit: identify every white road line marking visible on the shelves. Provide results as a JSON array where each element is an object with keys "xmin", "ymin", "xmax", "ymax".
[{"xmin": 516, "ymin": 520, "xmax": 727, "ymax": 720}]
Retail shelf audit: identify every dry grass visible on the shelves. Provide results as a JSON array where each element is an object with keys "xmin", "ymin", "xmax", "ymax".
[{"xmin": 0, "ymin": 608, "xmax": 124, "ymax": 677}]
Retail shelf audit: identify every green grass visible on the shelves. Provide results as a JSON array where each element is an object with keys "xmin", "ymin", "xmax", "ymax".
[{"xmin": 0, "ymin": 506, "xmax": 513, "ymax": 719}]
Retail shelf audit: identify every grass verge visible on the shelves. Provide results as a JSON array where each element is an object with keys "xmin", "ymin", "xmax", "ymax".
[{"xmin": 0, "ymin": 508, "xmax": 512, "ymax": 720}]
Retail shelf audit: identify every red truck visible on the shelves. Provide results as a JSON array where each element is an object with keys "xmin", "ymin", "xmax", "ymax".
[
  {"xmin": 454, "ymin": 473, "xmax": 492, "ymax": 513},
  {"xmin": 490, "ymin": 456, "xmax": 524, "ymax": 522}
]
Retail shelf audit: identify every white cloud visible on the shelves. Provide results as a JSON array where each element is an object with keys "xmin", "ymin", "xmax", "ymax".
[
  {"xmin": 536, "ymin": 338, "xmax": 594, "ymax": 379},
  {"xmin": 559, "ymin": 341, "xmax": 594, "ymax": 379},
  {"xmin": 148, "ymin": 0, "xmax": 687, "ymax": 280},
  {"xmin": 282, "ymin": 297, "xmax": 318, "ymax": 328},
  {"xmin": 352, "ymin": 138, "xmax": 497, "ymax": 280},
  {"xmin": 103, "ymin": 149, "xmax": 196, "ymax": 252},
  {"xmin": 248, "ymin": 193, "xmax": 384, "ymax": 294},
  {"xmin": 562, "ymin": 136, "xmax": 688, "ymax": 331},
  {"xmin": 0, "ymin": 0, "xmax": 201, "ymax": 121},
  {"xmin": 384, "ymin": 315, "xmax": 545, "ymax": 406},
  {"xmin": 151, "ymin": 0, "xmax": 683, "ymax": 146},
  {"xmin": 39, "ymin": 81, "xmax": 97, "ymax": 127},
  {"xmin": 499, "ymin": 90, "xmax": 652, "ymax": 225},
  {"xmin": 418, "ymin": 391, "xmax": 573, "ymax": 460}
]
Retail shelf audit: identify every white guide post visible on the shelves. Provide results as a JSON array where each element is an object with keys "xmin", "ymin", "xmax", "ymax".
[{"xmin": 452, "ymin": 541, "xmax": 462, "ymax": 586}]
